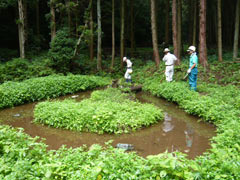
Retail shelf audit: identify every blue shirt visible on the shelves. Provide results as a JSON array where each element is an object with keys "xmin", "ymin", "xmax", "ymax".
[{"xmin": 189, "ymin": 53, "xmax": 198, "ymax": 68}]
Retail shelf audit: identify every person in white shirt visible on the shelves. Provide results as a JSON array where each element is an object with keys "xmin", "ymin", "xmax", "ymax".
[
  {"xmin": 162, "ymin": 48, "xmax": 177, "ymax": 82},
  {"xmin": 123, "ymin": 57, "xmax": 133, "ymax": 83}
]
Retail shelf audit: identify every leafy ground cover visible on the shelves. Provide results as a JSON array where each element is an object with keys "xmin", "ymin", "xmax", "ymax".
[
  {"xmin": 0, "ymin": 54, "xmax": 240, "ymax": 179},
  {"xmin": 0, "ymin": 58, "xmax": 55, "ymax": 83},
  {"xmin": 34, "ymin": 88, "xmax": 163, "ymax": 134},
  {"xmin": 137, "ymin": 68, "xmax": 240, "ymax": 179},
  {"xmin": 0, "ymin": 125, "xmax": 197, "ymax": 180},
  {"xmin": 0, "ymin": 74, "xmax": 110, "ymax": 109},
  {"xmin": 130, "ymin": 53, "xmax": 240, "ymax": 87}
]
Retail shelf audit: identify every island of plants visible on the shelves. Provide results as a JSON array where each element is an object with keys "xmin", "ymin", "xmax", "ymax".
[{"xmin": 34, "ymin": 88, "xmax": 164, "ymax": 134}]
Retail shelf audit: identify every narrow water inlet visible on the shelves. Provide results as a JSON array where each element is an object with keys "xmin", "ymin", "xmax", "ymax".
[{"xmin": 0, "ymin": 90, "xmax": 216, "ymax": 159}]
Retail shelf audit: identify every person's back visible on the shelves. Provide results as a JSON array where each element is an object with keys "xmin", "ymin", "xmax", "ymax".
[
  {"xmin": 123, "ymin": 57, "xmax": 133, "ymax": 83},
  {"xmin": 162, "ymin": 48, "xmax": 177, "ymax": 82},
  {"xmin": 163, "ymin": 53, "xmax": 177, "ymax": 66}
]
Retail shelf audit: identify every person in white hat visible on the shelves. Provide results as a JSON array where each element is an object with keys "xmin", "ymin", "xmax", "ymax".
[
  {"xmin": 162, "ymin": 48, "xmax": 177, "ymax": 82},
  {"xmin": 123, "ymin": 57, "xmax": 133, "ymax": 83},
  {"xmin": 187, "ymin": 46, "xmax": 198, "ymax": 91}
]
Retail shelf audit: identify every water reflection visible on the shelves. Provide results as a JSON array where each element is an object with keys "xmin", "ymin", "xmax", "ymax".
[
  {"xmin": 184, "ymin": 124, "xmax": 194, "ymax": 153},
  {"xmin": 162, "ymin": 112, "xmax": 174, "ymax": 133}
]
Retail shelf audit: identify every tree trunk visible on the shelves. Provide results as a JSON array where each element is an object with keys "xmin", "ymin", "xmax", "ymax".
[
  {"xmin": 192, "ymin": 0, "xmax": 197, "ymax": 46},
  {"xmin": 111, "ymin": 0, "xmax": 115, "ymax": 70},
  {"xmin": 36, "ymin": 0, "xmax": 40, "ymax": 37},
  {"xmin": 97, "ymin": 0, "xmax": 102, "ymax": 71},
  {"xmin": 66, "ymin": 0, "xmax": 71, "ymax": 31},
  {"xmin": 172, "ymin": 0, "xmax": 178, "ymax": 61},
  {"xmin": 188, "ymin": 0, "xmax": 193, "ymax": 44},
  {"xmin": 120, "ymin": 0, "xmax": 125, "ymax": 68},
  {"xmin": 130, "ymin": 0, "xmax": 135, "ymax": 57},
  {"xmin": 89, "ymin": 0, "xmax": 94, "ymax": 61},
  {"xmin": 50, "ymin": 0, "xmax": 56, "ymax": 41},
  {"xmin": 233, "ymin": 0, "xmax": 240, "ymax": 59},
  {"xmin": 23, "ymin": 0, "xmax": 28, "ymax": 47},
  {"xmin": 199, "ymin": 0, "xmax": 208, "ymax": 68},
  {"xmin": 150, "ymin": 0, "xmax": 160, "ymax": 67},
  {"xmin": 73, "ymin": 21, "xmax": 88, "ymax": 57},
  {"xmin": 177, "ymin": 0, "xmax": 182, "ymax": 62},
  {"xmin": 165, "ymin": 0, "xmax": 169, "ymax": 45},
  {"xmin": 18, "ymin": 0, "xmax": 25, "ymax": 58},
  {"xmin": 217, "ymin": 0, "xmax": 222, "ymax": 61},
  {"xmin": 75, "ymin": 0, "xmax": 79, "ymax": 37}
]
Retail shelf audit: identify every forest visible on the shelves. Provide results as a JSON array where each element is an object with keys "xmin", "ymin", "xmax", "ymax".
[{"xmin": 0, "ymin": 0, "xmax": 240, "ymax": 179}]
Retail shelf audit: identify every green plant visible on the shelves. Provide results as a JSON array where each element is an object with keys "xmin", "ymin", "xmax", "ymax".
[
  {"xmin": 0, "ymin": 57, "xmax": 55, "ymax": 83},
  {"xmin": 34, "ymin": 88, "xmax": 164, "ymax": 134},
  {"xmin": 0, "ymin": 74, "xmax": 110, "ymax": 109},
  {"xmin": 48, "ymin": 28, "xmax": 76, "ymax": 73}
]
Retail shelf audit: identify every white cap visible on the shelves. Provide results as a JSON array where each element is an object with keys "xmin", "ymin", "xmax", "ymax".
[
  {"xmin": 187, "ymin": 46, "xmax": 196, "ymax": 52},
  {"xmin": 163, "ymin": 48, "xmax": 170, "ymax": 52},
  {"xmin": 123, "ymin": 57, "xmax": 127, "ymax": 62}
]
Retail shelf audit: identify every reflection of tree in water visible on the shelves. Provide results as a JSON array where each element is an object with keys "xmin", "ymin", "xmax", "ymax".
[
  {"xmin": 162, "ymin": 112, "xmax": 174, "ymax": 133},
  {"xmin": 185, "ymin": 124, "xmax": 194, "ymax": 148}
]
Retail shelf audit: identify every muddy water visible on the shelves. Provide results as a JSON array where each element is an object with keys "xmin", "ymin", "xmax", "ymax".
[{"xmin": 0, "ymin": 90, "xmax": 216, "ymax": 159}]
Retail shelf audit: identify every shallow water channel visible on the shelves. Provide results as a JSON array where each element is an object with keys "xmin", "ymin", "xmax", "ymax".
[{"xmin": 0, "ymin": 90, "xmax": 216, "ymax": 159}]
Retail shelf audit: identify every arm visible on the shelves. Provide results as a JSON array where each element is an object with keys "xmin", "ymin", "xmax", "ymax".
[
  {"xmin": 188, "ymin": 55, "xmax": 197, "ymax": 73},
  {"xmin": 163, "ymin": 55, "xmax": 167, "ymax": 62},
  {"xmin": 190, "ymin": 63, "xmax": 196, "ymax": 70}
]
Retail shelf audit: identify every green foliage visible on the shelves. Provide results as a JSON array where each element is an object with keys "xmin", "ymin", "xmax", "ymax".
[
  {"xmin": 0, "ymin": 125, "xmax": 48, "ymax": 179},
  {"xmin": 0, "ymin": 58, "xmax": 55, "ymax": 83},
  {"xmin": 0, "ymin": 74, "xmax": 110, "ymax": 109},
  {"xmin": 34, "ymin": 88, "xmax": 163, "ymax": 134},
  {"xmin": 0, "ymin": 55, "xmax": 240, "ymax": 179},
  {"xmin": 138, "ymin": 63, "xmax": 240, "ymax": 179},
  {"xmin": 49, "ymin": 28, "xmax": 76, "ymax": 73},
  {"xmin": 0, "ymin": 0, "xmax": 17, "ymax": 8},
  {"xmin": 0, "ymin": 125, "xmax": 196, "ymax": 179}
]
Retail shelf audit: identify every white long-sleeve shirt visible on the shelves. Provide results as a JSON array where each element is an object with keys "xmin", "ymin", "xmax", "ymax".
[
  {"xmin": 163, "ymin": 52, "xmax": 177, "ymax": 66},
  {"xmin": 126, "ymin": 59, "xmax": 132, "ymax": 68}
]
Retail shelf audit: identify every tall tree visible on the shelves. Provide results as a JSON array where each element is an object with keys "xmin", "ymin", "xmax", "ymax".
[
  {"xmin": 217, "ymin": 0, "xmax": 222, "ymax": 61},
  {"xmin": 192, "ymin": 0, "xmax": 197, "ymax": 46},
  {"xmin": 18, "ymin": 0, "xmax": 25, "ymax": 58},
  {"xmin": 111, "ymin": 0, "xmax": 115, "ymax": 70},
  {"xmin": 89, "ymin": 0, "xmax": 94, "ymax": 61},
  {"xmin": 199, "ymin": 0, "xmax": 207, "ymax": 68},
  {"xmin": 172, "ymin": 0, "xmax": 178, "ymax": 61},
  {"xmin": 165, "ymin": 0, "xmax": 170, "ymax": 45},
  {"xmin": 233, "ymin": 0, "xmax": 240, "ymax": 59},
  {"xmin": 130, "ymin": 0, "xmax": 135, "ymax": 57},
  {"xmin": 36, "ymin": 0, "xmax": 40, "ymax": 37},
  {"xmin": 66, "ymin": 0, "xmax": 71, "ymax": 31},
  {"xmin": 150, "ymin": 0, "xmax": 160, "ymax": 67},
  {"xmin": 23, "ymin": 0, "xmax": 28, "ymax": 46},
  {"xmin": 120, "ymin": 0, "xmax": 125, "ymax": 68},
  {"xmin": 97, "ymin": 0, "xmax": 102, "ymax": 71},
  {"xmin": 177, "ymin": 0, "xmax": 182, "ymax": 62},
  {"xmin": 188, "ymin": 0, "xmax": 193, "ymax": 45},
  {"xmin": 50, "ymin": 0, "xmax": 56, "ymax": 41}
]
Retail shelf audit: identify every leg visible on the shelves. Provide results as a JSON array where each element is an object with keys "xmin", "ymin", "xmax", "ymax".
[
  {"xmin": 125, "ymin": 70, "xmax": 131, "ymax": 83},
  {"xmin": 169, "ymin": 66, "xmax": 174, "ymax": 82},
  {"xmin": 189, "ymin": 69, "xmax": 198, "ymax": 91},
  {"xmin": 165, "ymin": 67, "xmax": 171, "ymax": 82}
]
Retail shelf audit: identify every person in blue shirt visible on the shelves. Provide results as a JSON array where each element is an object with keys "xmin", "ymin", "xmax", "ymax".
[{"xmin": 187, "ymin": 46, "xmax": 198, "ymax": 91}]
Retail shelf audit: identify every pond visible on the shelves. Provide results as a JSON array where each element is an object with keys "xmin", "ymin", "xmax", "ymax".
[{"xmin": 0, "ymin": 90, "xmax": 216, "ymax": 159}]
